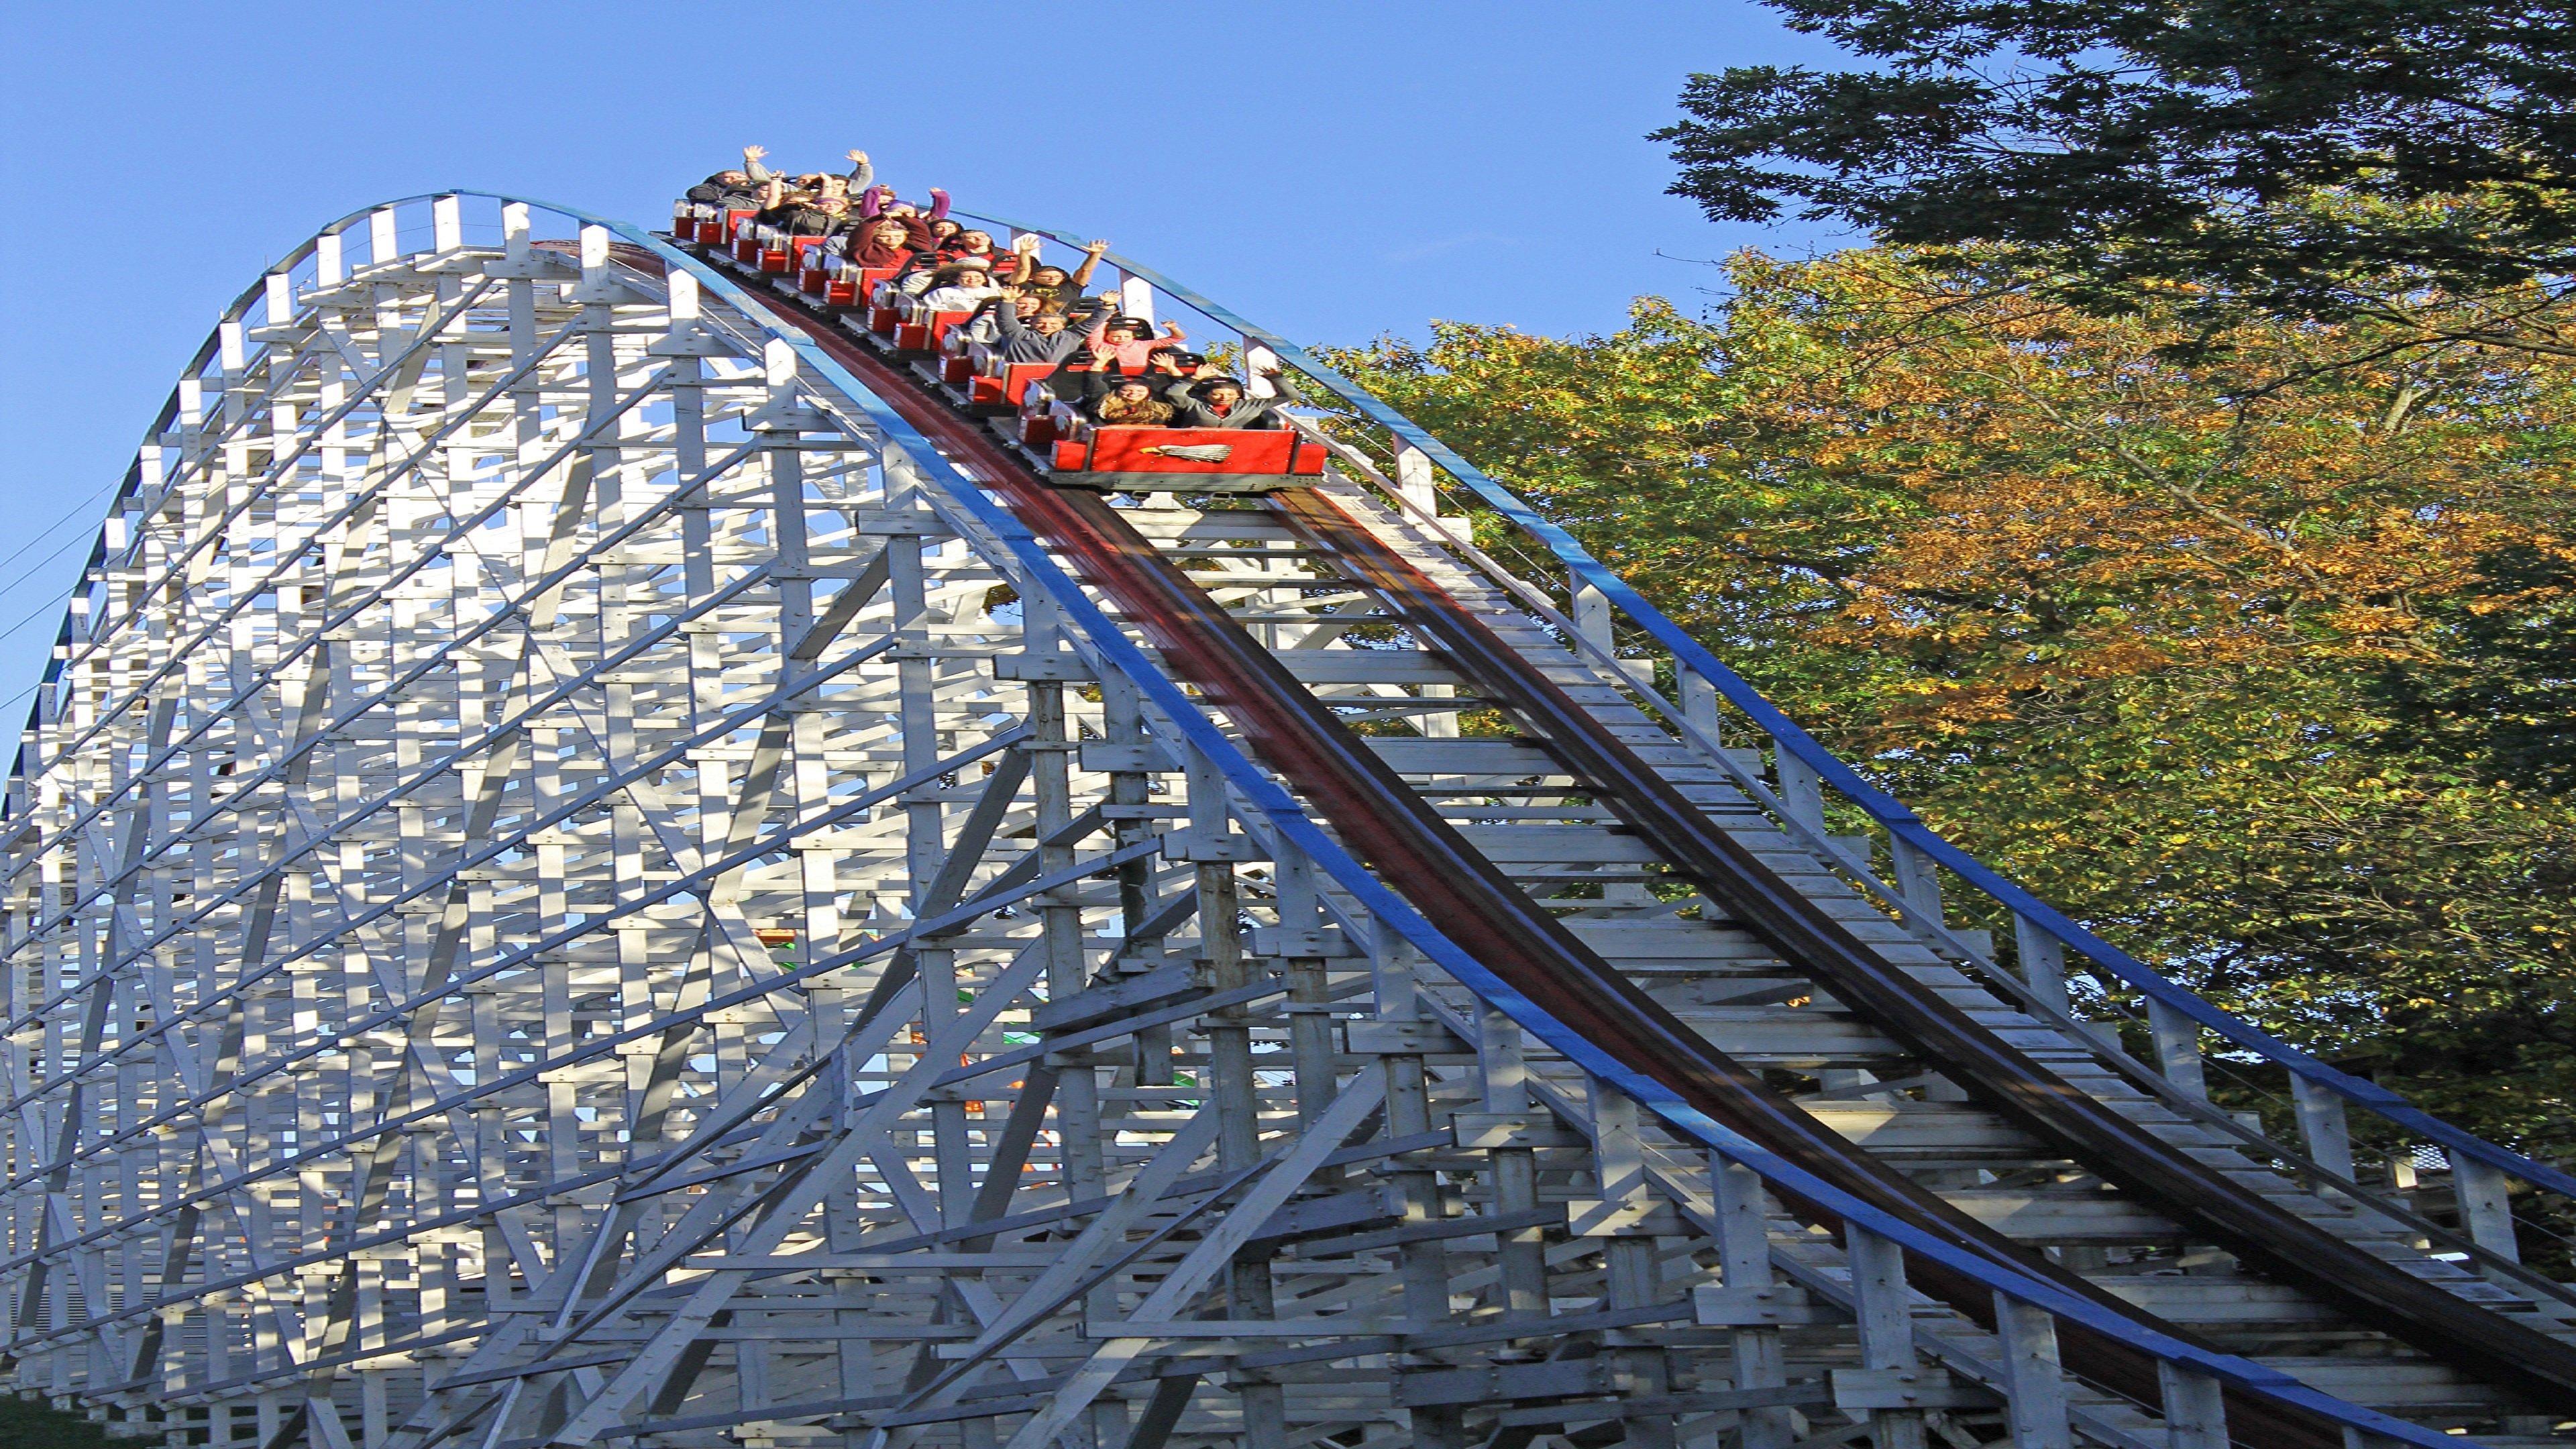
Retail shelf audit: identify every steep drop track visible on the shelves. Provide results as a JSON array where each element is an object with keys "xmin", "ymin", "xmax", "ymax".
[{"xmin": 733, "ymin": 280, "xmax": 2574, "ymax": 1443}]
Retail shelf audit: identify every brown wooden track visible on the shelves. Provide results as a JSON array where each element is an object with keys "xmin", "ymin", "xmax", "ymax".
[{"xmin": 727, "ymin": 275, "xmax": 2574, "ymax": 1443}]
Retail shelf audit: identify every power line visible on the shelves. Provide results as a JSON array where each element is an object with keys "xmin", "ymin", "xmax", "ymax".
[{"xmin": 0, "ymin": 476, "xmax": 118, "ymax": 579}]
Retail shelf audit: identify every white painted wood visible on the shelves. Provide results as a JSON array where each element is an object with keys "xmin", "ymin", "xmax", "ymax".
[
  {"xmin": 0, "ymin": 192, "xmax": 2542, "ymax": 1449},
  {"xmin": 2157, "ymin": 1362, "xmax": 2230, "ymax": 1449}
]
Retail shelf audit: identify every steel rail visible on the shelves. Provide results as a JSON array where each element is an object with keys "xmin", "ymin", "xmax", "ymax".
[
  {"xmin": 716, "ymin": 267, "xmax": 2423, "ymax": 1449},
  {"xmin": 963, "ymin": 208, "xmax": 2576, "ymax": 1211},
  {"xmin": 1265, "ymin": 482, "xmax": 2576, "ymax": 1412},
  {"xmin": 1292, "ymin": 433, "xmax": 2576, "ymax": 1307}
]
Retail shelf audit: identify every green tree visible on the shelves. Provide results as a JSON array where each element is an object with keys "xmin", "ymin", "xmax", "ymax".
[
  {"xmin": 2374, "ymin": 543, "xmax": 2576, "ymax": 794},
  {"xmin": 1654, "ymin": 0, "xmax": 2576, "ymax": 342},
  {"xmin": 0, "ymin": 1397, "xmax": 114, "ymax": 1449},
  {"xmin": 1320, "ymin": 248, "xmax": 2576, "ymax": 1161}
]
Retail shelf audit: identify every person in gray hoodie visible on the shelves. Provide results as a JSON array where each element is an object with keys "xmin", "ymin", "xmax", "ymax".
[
  {"xmin": 967, "ymin": 295, "xmax": 1091, "ymax": 365},
  {"xmin": 1161, "ymin": 368, "xmax": 1303, "ymax": 430}
]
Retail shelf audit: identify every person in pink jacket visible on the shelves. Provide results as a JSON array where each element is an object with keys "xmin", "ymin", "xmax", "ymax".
[{"xmin": 1081, "ymin": 313, "xmax": 1187, "ymax": 371}]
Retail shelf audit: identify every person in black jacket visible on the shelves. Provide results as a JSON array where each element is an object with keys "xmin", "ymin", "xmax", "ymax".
[
  {"xmin": 753, "ymin": 178, "xmax": 852, "ymax": 237},
  {"xmin": 1009, "ymin": 234, "xmax": 1113, "ymax": 311}
]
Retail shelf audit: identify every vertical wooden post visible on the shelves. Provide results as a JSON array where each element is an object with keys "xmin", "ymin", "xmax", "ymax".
[
  {"xmin": 1992, "ymin": 1293, "xmax": 2074, "ymax": 1449},
  {"xmin": 2453, "ymin": 1155, "xmax": 2523, "ymax": 1269},
  {"xmin": 1773, "ymin": 741, "xmax": 1828, "ymax": 837},
  {"xmin": 2010, "ymin": 914, "xmax": 2074, "ymax": 1016},
  {"xmin": 1710, "ymin": 1156, "xmax": 1793, "ymax": 1449},
  {"xmin": 1587, "ymin": 1080, "xmax": 1674, "ymax": 1449},
  {"xmin": 1118, "ymin": 271, "xmax": 1155, "ymax": 325},
  {"xmin": 1393, "ymin": 439, "xmax": 1437, "ymax": 517},
  {"xmin": 1888, "ymin": 837, "xmax": 1945, "ymax": 922},
  {"xmin": 1475, "ymin": 1006, "xmax": 1548, "ymax": 1324},
  {"xmin": 1843, "ymin": 1225, "xmax": 1928, "ymax": 1449},
  {"xmin": 2290, "ymin": 1075, "xmax": 2356, "ymax": 1186},
  {"xmin": 1676, "ymin": 663, "xmax": 1723, "ymax": 747},
  {"xmin": 2157, "ymin": 1362, "xmax": 2230, "ymax": 1449},
  {"xmin": 1570, "ymin": 572, "xmax": 1615, "ymax": 659},
  {"xmin": 2146, "ymin": 998, "xmax": 2211, "ymax": 1099}
]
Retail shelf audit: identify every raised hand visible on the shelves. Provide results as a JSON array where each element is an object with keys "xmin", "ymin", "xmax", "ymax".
[
  {"xmin": 845, "ymin": 150, "xmax": 868, "ymax": 164},
  {"xmin": 1084, "ymin": 238, "xmax": 1110, "ymax": 254},
  {"xmin": 743, "ymin": 145, "xmax": 768, "ymax": 161}
]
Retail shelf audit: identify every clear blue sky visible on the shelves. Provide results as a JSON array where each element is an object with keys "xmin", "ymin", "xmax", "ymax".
[{"xmin": 0, "ymin": 0, "xmax": 1837, "ymax": 704}]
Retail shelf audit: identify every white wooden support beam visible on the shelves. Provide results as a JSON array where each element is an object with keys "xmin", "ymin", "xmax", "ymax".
[
  {"xmin": 2146, "ymin": 998, "xmax": 2210, "ymax": 1099},
  {"xmin": 1117, "ymin": 272, "xmax": 1155, "ymax": 325},
  {"xmin": 1887, "ymin": 837, "xmax": 1944, "ymax": 923},
  {"xmin": 1707, "ymin": 1154, "xmax": 1794, "ymax": 1449},
  {"xmin": 2452, "ymin": 1155, "xmax": 2522, "ymax": 1269},
  {"xmin": 1571, "ymin": 574, "xmax": 1615, "ymax": 659},
  {"xmin": 2011, "ymin": 913, "xmax": 2074, "ymax": 1016},
  {"xmin": 1676, "ymin": 663, "xmax": 1723, "ymax": 747},
  {"xmin": 1772, "ymin": 741, "xmax": 1827, "ymax": 838},
  {"xmin": 2290, "ymin": 1074, "xmax": 2356, "ymax": 1187},
  {"xmin": 1391, "ymin": 438, "xmax": 1436, "ymax": 517},
  {"xmin": 2157, "ymin": 1361, "xmax": 2229, "ymax": 1449},
  {"xmin": 1992, "ymin": 1292, "xmax": 2074, "ymax": 1449},
  {"xmin": 1839, "ymin": 1224, "xmax": 1929, "ymax": 1449}
]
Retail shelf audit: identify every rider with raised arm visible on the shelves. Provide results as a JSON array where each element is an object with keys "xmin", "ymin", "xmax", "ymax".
[
  {"xmin": 967, "ymin": 291, "xmax": 1089, "ymax": 364},
  {"xmin": 1081, "ymin": 311, "xmax": 1185, "ymax": 371},
  {"xmin": 1012, "ymin": 236, "xmax": 1112, "ymax": 311},
  {"xmin": 1163, "ymin": 366, "xmax": 1303, "ymax": 429},
  {"xmin": 845, "ymin": 214, "xmax": 936, "ymax": 270}
]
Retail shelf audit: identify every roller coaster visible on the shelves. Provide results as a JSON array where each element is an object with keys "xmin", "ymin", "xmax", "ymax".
[{"xmin": 0, "ymin": 186, "xmax": 2567, "ymax": 1449}]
